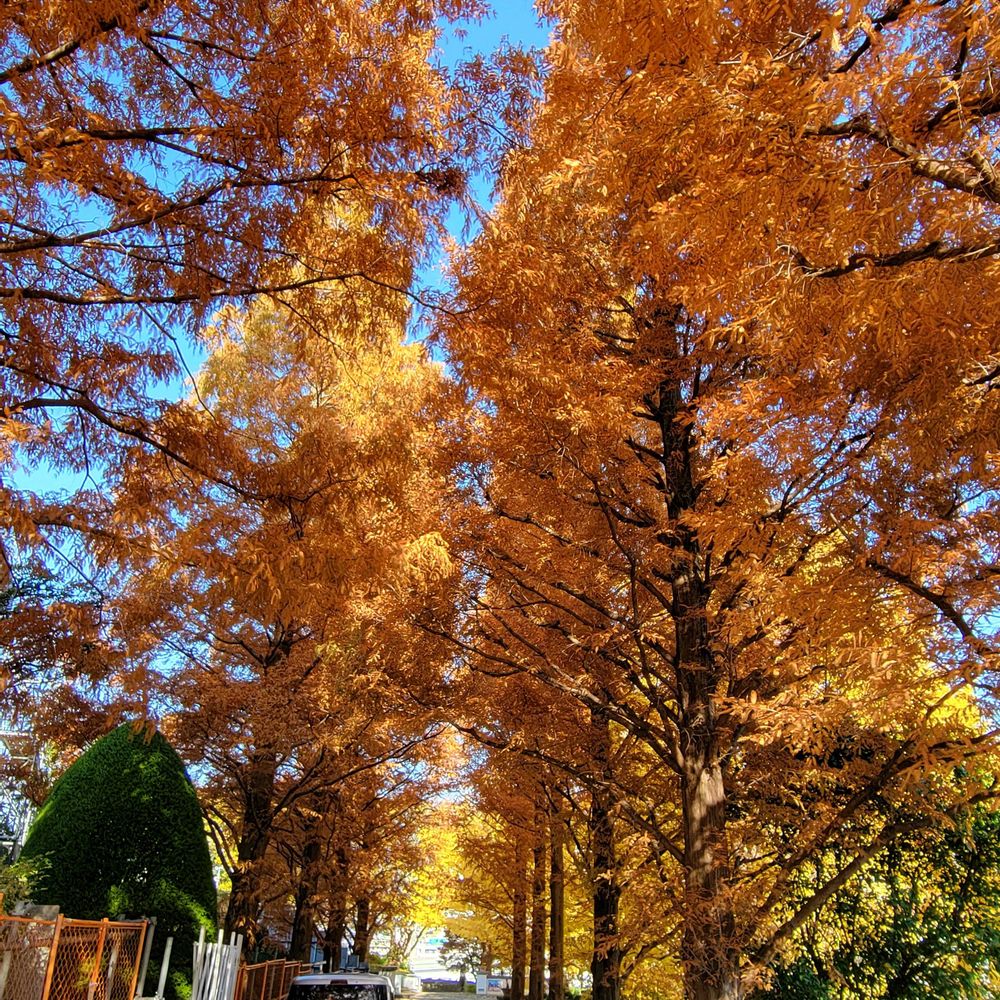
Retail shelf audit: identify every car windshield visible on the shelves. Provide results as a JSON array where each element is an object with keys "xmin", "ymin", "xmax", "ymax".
[{"xmin": 288, "ymin": 986, "xmax": 389, "ymax": 1000}]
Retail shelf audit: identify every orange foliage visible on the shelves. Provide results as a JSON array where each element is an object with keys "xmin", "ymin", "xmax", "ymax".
[
  {"xmin": 440, "ymin": 3, "xmax": 1000, "ymax": 998},
  {"xmin": 86, "ymin": 281, "xmax": 457, "ymax": 950},
  {"xmin": 0, "ymin": 0, "xmax": 472, "ymax": 570},
  {"xmin": 5, "ymin": 3, "xmax": 1000, "ymax": 999}
]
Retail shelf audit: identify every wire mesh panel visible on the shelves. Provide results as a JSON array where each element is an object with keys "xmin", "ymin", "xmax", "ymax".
[
  {"xmin": 0, "ymin": 915, "xmax": 147, "ymax": 1000},
  {"xmin": 46, "ymin": 919, "xmax": 147, "ymax": 1000},
  {"xmin": 0, "ymin": 914, "xmax": 56, "ymax": 1000},
  {"xmin": 239, "ymin": 962, "xmax": 265, "ymax": 1000},
  {"xmin": 100, "ymin": 923, "xmax": 146, "ymax": 1000},
  {"xmin": 47, "ymin": 919, "xmax": 106, "ymax": 1000},
  {"xmin": 279, "ymin": 964, "xmax": 305, "ymax": 997},
  {"xmin": 266, "ymin": 963, "xmax": 282, "ymax": 1000}
]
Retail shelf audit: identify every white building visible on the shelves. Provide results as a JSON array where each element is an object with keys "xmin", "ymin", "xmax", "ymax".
[{"xmin": 407, "ymin": 928, "xmax": 451, "ymax": 979}]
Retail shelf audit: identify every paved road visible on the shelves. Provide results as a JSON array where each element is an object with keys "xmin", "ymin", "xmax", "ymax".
[{"xmin": 409, "ymin": 993, "xmax": 472, "ymax": 1000}]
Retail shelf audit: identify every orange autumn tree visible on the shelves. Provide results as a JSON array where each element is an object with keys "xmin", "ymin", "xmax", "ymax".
[
  {"xmin": 0, "ymin": 0, "xmax": 472, "ymax": 574},
  {"xmin": 0, "ymin": 562, "xmax": 129, "ymax": 751},
  {"xmin": 94, "ymin": 279, "xmax": 455, "ymax": 951},
  {"xmin": 441, "ymin": 3, "xmax": 1000, "ymax": 999},
  {"xmin": 259, "ymin": 736, "xmax": 445, "ymax": 963}
]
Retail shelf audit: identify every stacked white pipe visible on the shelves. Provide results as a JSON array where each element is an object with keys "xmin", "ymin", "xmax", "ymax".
[{"xmin": 190, "ymin": 928, "xmax": 243, "ymax": 1000}]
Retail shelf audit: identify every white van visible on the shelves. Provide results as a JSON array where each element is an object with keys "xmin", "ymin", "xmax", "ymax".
[{"xmin": 287, "ymin": 971, "xmax": 395, "ymax": 1000}]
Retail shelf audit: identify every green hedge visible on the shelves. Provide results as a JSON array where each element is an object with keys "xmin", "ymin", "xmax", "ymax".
[{"xmin": 21, "ymin": 723, "xmax": 217, "ymax": 998}]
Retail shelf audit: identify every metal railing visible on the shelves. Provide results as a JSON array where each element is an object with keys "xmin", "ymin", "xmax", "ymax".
[{"xmin": 234, "ymin": 961, "xmax": 309, "ymax": 1000}]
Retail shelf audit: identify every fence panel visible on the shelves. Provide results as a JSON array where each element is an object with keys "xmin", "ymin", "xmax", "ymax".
[
  {"xmin": 235, "ymin": 960, "xmax": 310, "ymax": 1000},
  {"xmin": 102, "ymin": 922, "xmax": 147, "ymax": 1000},
  {"xmin": 238, "ymin": 962, "xmax": 262, "ymax": 1000},
  {"xmin": 267, "ymin": 964, "xmax": 281, "ymax": 999},
  {"xmin": 191, "ymin": 929, "xmax": 242, "ymax": 1000},
  {"xmin": 48, "ymin": 919, "xmax": 105, "ymax": 1000},
  {"xmin": 0, "ymin": 914, "xmax": 56, "ymax": 1000},
  {"xmin": 278, "ymin": 964, "xmax": 301, "ymax": 997},
  {"xmin": 0, "ymin": 915, "xmax": 146, "ymax": 1000}
]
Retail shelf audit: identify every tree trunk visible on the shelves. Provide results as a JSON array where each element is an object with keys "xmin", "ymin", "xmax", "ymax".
[
  {"xmin": 324, "ymin": 901, "xmax": 346, "ymax": 971},
  {"xmin": 511, "ymin": 839, "xmax": 528, "ymax": 1000},
  {"xmin": 679, "ymin": 726, "xmax": 738, "ymax": 1000},
  {"xmin": 548, "ymin": 790, "xmax": 565, "ymax": 1000},
  {"xmin": 590, "ymin": 707, "xmax": 621, "ymax": 1000},
  {"xmin": 324, "ymin": 847, "xmax": 349, "ymax": 971},
  {"xmin": 290, "ymin": 836, "xmax": 322, "ymax": 961},
  {"xmin": 352, "ymin": 897, "xmax": 371, "ymax": 964},
  {"xmin": 651, "ymin": 365, "xmax": 740, "ymax": 1000},
  {"xmin": 529, "ymin": 803, "xmax": 547, "ymax": 1000},
  {"xmin": 224, "ymin": 751, "xmax": 278, "ymax": 955}
]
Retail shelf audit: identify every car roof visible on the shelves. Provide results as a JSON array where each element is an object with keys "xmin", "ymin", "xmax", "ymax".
[{"xmin": 292, "ymin": 973, "xmax": 392, "ymax": 986}]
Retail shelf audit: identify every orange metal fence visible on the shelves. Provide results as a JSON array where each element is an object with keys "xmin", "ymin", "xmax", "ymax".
[
  {"xmin": 0, "ymin": 914, "xmax": 147, "ymax": 1000},
  {"xmin": 0, "ymin": 913, "xmax": 55, "ymax": 1000},
  {"xmin": 235, "ymin": 960, "xmax": 309, "ymax": 1000}
]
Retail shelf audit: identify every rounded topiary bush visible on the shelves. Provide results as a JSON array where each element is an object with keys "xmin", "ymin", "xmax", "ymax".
[{"xmin": 21, "ymin": 723, "xmax": 217, "ymax": 998}]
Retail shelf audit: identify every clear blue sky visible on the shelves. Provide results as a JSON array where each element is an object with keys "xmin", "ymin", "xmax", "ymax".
[{"xmin": 438, "ymin": 3, "xmax": 550, "ymax": 66}]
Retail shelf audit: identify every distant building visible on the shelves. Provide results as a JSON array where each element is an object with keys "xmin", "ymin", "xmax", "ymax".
[{"xmin": 408, "ymin": 928, "xmax": 451, "ymax": 979}]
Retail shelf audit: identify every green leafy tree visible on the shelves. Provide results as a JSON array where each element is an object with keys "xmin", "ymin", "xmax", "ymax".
[
  {"xmin": 20, "ymin": 723, "xmax": 217, "ymax": 999},
  {"xmin": 756, "ymin": 810, "xmax": 1000, "ymax": 1000},
  {"xmin": 0, "ymin": 854, "xmax": 47, "ymax": 912}
]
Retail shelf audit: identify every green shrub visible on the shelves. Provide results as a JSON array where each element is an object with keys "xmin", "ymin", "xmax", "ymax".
[
  {"xmin": 21, "ymin": 723, "xmax": 217, "ymax": 998},
  {"xmin": 0, "ymin": 854, "xmax": 48, "ymax": 912}
]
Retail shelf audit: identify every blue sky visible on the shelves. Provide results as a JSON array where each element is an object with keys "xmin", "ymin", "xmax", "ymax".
[{"xmin": 440, "ymin": 3, "xmax": 550, "ymax": 66}]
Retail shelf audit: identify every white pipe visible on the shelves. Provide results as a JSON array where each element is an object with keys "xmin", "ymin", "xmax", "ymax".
[{"xmin": 156, "ymin": 937, "xmax": 173, "ymax": 1000}]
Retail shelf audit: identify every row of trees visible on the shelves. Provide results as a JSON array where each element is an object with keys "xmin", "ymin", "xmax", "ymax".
[
  {"xmin": 0, "ymin": 0, "xmax": 471, "ymax": 967},
  {"xmin": 3, "ymin": 1, "xmax": 1000, "ymax": 999},
  {"xmin": 6, "ymin": 292, "xmax": 460, "ymax": 957},
  {"xmin": 434, "ymin": 716, "xmax": 1000, "ymax": 1000},
  {"xmin": 431, "ymin": 1, "xmax": 1000, "ymax": 997}
]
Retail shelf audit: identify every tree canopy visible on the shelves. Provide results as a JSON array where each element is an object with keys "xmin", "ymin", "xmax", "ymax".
[{"xmin": 4, "ymin": 3, "xmax": 1000, "ymax": 1000}]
